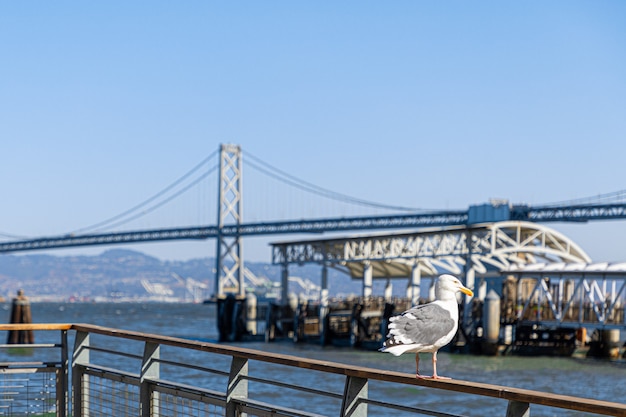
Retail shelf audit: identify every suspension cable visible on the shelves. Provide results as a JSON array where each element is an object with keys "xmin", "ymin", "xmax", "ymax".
[
  {"xmin": 71, "ymin": 150, "xmax": 219, "ymax": 234},
  {"xmin": 538, "ymin": 189, "xmax": 626, "ymax": 207},
  {"xmin": 87, "ymin": 165, "xmax": 218, "ymax": 232},
  {"xmin": 0, "ymin": 231, "xmax": 29, "ymax": 239},
  {"xmin": 245, "ymin": 151, "xmax": 425, "ymax": 212}
]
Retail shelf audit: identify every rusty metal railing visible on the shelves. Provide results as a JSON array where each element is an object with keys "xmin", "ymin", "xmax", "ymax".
[{"xmin": 0, "ymin": 323, "xmax": 624, "ymax": 416}]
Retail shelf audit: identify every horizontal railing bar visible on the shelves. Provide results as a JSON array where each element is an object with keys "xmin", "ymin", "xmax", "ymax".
[
  {"xmin": 86, "ymin": 345, "xmax": 143, "ymax": 361},
  {"xmin": 236, "ymin": 397, "xmax": 326, "ymax": 417},
  {"xmin": 0, "ymin": 343, "xmax": 61, "ymax": 348},
  {"xmin": 156, "ymin": 358, "xmax": 230, "ymax": 378},
  {"xmin": 245, "ymin": 374, "xmax": 344, "ymax": 400},
  {"xmin": 151, "ymin": 379, "xmax": 226, "ymax": 404},
  {"xmin": 0, "ymin": 361, "xmax": 60, "ymax": 368},
  {"xmin": 0, "ymin": 324, "xmax": 72, "ymax": 331},
  {"xmin": 0, "ymin": 367, "xmax": 57, "ymax": 375},
  {"xmin": 365, "ymin": 397, "xmax": 465, "ymax": 417},
  {"xmin": 81, "ymin": 364, "xmax": 140, "ymax": 385}
]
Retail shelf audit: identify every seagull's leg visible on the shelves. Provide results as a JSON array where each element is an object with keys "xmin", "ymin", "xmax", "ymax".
[
  {"xmin": 415, "ymin": 353, "xmax": 423, "ymax": 378},
  {"xmin": 431, "ymin": 351, "xmax": 450, "ymax": 380}
]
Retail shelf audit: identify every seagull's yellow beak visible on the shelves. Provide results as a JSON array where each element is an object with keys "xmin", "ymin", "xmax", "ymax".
[{"xmin": 460, "ymin": 286, "xmax": 474, "ymax": 297}]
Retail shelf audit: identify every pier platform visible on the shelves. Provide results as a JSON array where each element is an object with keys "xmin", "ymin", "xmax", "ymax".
[{"xmin": 219, "ymin": 287, "xmax": 626, "ymax": 359}]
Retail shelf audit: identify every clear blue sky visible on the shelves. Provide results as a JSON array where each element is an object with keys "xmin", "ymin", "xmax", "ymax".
[{"xmin": 1, "ymin": 2, "xmax": 625, "ymax": 262}]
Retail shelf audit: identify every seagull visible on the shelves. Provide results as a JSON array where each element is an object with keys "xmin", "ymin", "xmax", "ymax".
[{"xmin": 380, "ymin": 274, "xmax": 473, "ymax": 379}]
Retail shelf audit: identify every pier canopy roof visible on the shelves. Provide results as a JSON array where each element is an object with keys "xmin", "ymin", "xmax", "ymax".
[
  {"xmin": 271, "ymin": 221, "xmax": 591, "ymax": 279},
  {"xmin": 505, "ymin": 261, "xmax": 626, "ymax": 276}
]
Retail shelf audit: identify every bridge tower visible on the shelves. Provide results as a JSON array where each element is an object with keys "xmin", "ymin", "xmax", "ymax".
[{"xmin": 214, "ymin": 144, "xmax": 245, "ymax": 298}]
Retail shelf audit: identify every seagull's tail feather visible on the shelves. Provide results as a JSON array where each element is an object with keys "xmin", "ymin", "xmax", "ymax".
[{"xmin": 380, "ymin": 343, "xmax": 416, "ymax": 356}]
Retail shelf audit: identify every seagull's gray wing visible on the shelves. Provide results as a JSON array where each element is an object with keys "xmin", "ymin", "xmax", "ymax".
[{"xmin": 386, "ymin": 304, "xmax": 455, "ymax": 346}]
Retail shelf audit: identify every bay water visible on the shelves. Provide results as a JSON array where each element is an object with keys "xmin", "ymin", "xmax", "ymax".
[{"xmin": 4, "ymin": 302, "xmax": 624, "ymax": 417}]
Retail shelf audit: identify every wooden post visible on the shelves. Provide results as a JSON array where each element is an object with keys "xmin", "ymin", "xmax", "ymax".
[{"xmin": 7, "ymin": 289, "xmax": 34, "ymax": 343}]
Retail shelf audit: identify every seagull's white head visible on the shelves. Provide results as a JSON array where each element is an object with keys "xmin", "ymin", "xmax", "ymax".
[{"xmin": 435, "ymin": 274, "xmax": 474, "ymax": 301}]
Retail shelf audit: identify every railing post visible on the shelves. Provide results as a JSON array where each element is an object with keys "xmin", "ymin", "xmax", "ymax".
[
  {"xmin": 506, "ymin": 400, "xmax": 530, "ymax": 417},
  {"xmin": 58, "ymin": 329, "xmax": 69, "ymax": 417},
  {"xmin": 341, "ymin": 376, "xmax": 368, "ymax": 417},
  {"xmin": 72, "ymin": 331, "xmax": 90, "ymax": 417},
  {"xmin": 141, "ymin": 342, "xmax": 161, "ymax": 417},
  {"xmin": 226, "ymin": 356, "xmax": 248, "ymax": 417}
]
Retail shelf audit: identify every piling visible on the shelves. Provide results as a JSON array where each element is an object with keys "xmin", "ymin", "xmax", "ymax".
[
  {"xmin": 246, "ymin": 292, "xmax": 257, "ymax": 335},
  {"xmin": 601, "ymin": 329, "xmax": 620, "ymax": 359},
  {"xmin": 481, "ymin": 289, "xmax": 500, "ymax": 355},
  {"xmin": 217, "ymin": 294, "xmax": 247, "ymax": 342},
  {"xmin": 7, "ymin": 290, "xmax": 34, "ymax": 344},
  {"xmin": 587, "ymin": 328, "xmax": 622, "ymax": 358}
]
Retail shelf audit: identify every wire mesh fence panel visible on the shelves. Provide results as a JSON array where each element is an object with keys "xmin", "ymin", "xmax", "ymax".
[
  {"xmin": 80, "ymin": 373, "xmax": 140, "ymax": 417},
  {"xmin": 0, "ymin": 369, "xmax": 57, "ymax": 416},
  {"xmin": 155, "ymin": 392, "xmax": 225, "ymax": 417}
]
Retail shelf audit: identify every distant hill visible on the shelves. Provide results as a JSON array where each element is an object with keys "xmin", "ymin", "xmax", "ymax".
[{"xmin": 0, "ymin": 249, "xmax": 361, "ymax": 302}]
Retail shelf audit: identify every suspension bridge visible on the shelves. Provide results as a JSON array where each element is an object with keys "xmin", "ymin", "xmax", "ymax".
[
  {"xmin": 3, "ymin": 143, "xmax": 626, "ymax": 355},
  {"xmin": 2, "ymin": 143, "xmax": 626, "ymax": 298}
]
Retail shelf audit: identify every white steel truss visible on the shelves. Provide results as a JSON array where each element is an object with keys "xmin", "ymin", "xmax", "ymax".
[
  {"xmin": 271, "ymin": 221, "xmax": 591, "ymax": 279},
  {"xmin": 506, "ymin": 262, "xmax": 626, "ymax": 328}
]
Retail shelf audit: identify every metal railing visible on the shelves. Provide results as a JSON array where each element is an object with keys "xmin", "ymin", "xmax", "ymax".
[
  {"xmin": 0, "ymin": 324, "xmax": 70, "ymax": 416},
  {"xmin": 0, "ymin": 323, "xmax": 624, "ymax": 416}
]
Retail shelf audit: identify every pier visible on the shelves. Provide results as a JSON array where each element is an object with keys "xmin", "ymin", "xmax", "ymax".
[
  {"xmin": 213, "ymin": 220, "xmax": 626, "ymax": 359},
  {"xmin": 0, "ymin": 323, "xmax": 624, "ymax": 416}
]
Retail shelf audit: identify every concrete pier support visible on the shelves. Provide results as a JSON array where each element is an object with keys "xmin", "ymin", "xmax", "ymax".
[
  {"xmin": 482, "ymin": 289, "xmax": 501, "ymax": 355},
  {"xmin": 465, "ymin": 268, "xmax": 476, "ymax": 296},
  {"xmin": 483, "ymin": 290, "xmax": 501, "ymax": 343},
  {"xmin": 363, "ymin": 262, "xmax": 372, "ymax": 298},
  {"xmin": 281, "ymin": 263, "xmax": 289, "ymax": 305},
  {"xmin": 463, "ymin": 268, "xmax": 476, "ymax": 326},
  {"xmin": 478, "ymin": 277, "xmax": 487, "ymax": 301},
  {"xmin": 384, "ymin": 279, "xmax": 392, "ymax": 302},
  {"xmin": 246, "ymin": 292, "xmax": 257, "ymax": 335},
  {"xmin": 319, "ymin": 264, "xmax": 330, "ymax": 345},
  {"xmin": 408, "ymin": 264, "xmax": 421, "ymax": 306},
  {"xmin": 428, "ymin": 279, "xmax": 436, "ymax": 302}
]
